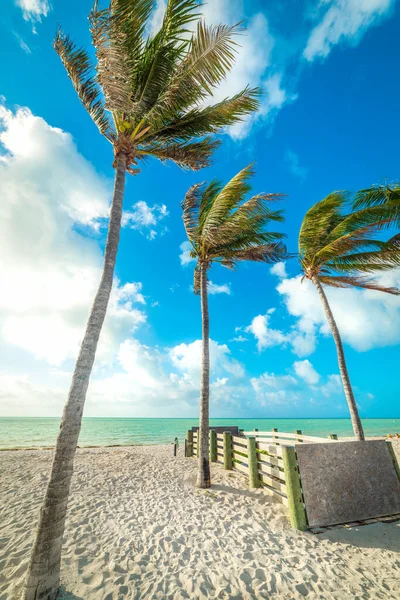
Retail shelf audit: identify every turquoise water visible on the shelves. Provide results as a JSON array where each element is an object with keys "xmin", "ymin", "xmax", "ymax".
[{"xmin": 0, "ymin": 417, "xmax": 399, "ymax": 449}]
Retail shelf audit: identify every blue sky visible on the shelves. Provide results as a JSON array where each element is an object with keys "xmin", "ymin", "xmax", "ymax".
[{"xmin": 0, "ymin": 0, "xmax": 399, "ymax": 418}]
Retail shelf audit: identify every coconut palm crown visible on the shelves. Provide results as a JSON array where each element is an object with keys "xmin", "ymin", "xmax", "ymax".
[
  {"xmin": 54, "ymin": 0, "xmax": 260, "ymax": 174},
  {"xmin": 184, "ymin": 164, "xmax": 288, "ymax": 284},
  {"xmin": 182, "ymin": 164, "xmax": 288, "ymax": 488},
  {"xmin": 299, "ymin": 191, "xmax": 400, "ymax": 441},
  {"xmin": 299, "ymin": 191, "xmax": 400, "ymax": 291}
]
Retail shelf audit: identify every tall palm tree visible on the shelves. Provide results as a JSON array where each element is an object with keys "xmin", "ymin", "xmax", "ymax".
[
  {"xmin": 182, "ymin": 164, "xmax": 288, "ymax": 488},
  {"xmin": 299, "ymin": 191, "xmax": 400, "ymax": 441},
  {"xmin": 24, "ymin": 2, "xmax": 260, "ymax": 598}
]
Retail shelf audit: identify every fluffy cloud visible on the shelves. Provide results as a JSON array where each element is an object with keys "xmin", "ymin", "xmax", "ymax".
[
  {"xmin": 0, "ymin": 103, "xmax": 147, "ymax": 367},
  {"xmin": 293, "ymin": 359, "xmax": 320, "ymax": 385},
  {"xmin": 275, "ymin": 269, "xmax": 400, "ymax": 353},
  {"xmin": 16, "ymin": 0, "xmax": 50, "ymax": 23},
  {"xmin": 304, "ymin": 0, "xmax": 395, "ymax": 61},
  {"xmin": 244, "ymin": 262, "xmax": 400, "ymax": 358},
  {"xmin": 122, "ymin": 201, "xmax": 168, "ymax": 240},
  {"xmin": 170, "ymin": 339, "xmax": 244, "ymax": 379},
  {"xmin": 208, "ymin": 281, "xmax": 231, "ymax": 295},
  {"xmin": 245, "ymin": 309, "xmax": 288, "ymax": 351}
]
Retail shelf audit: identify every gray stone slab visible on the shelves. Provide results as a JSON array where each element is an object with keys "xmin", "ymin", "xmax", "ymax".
[{"xmin": 296, "ymin": 440, "xmax": 400, "ymax": 528}]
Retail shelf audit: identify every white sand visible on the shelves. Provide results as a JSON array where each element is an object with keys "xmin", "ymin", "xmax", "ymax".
[{"xmin": 0, "ymin": 445, "xmax": 399, "ymax": 599}]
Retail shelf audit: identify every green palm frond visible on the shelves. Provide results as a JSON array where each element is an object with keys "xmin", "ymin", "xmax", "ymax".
[
  {"xmin": 138, "ymin": 137, "xmax": 219, "ymax": 170},
  {"xmin": 299, "ymin": 192, "xmax": 346, "ymax": 257},
  {"xmin": 149, "ymin": 21, "xmax": 242, "ymax": 123},
  {"xmin": 319, "ymin": 275, "xmax": 400, "ymax": 295},
  {"xmin": 182, "ymin": 166, "xmax": 288, "ymax": 290},
  {"xmin": 220, "ymin": 242, "xmax": 289, "ymax": 267},
  {"xmin": 299, "ymin": 189, "xmax": 400, "ymax": 296},
  {"xmin": 146, "ymin": 87, "xmax": 260, "ymax": 143},
  {"xmin": 53, "ymin": 29, "xmax": 116, "ymax": 142},
  {"xmin": 55, "ymin": 0, "xmax": 260, "ymax": 173},
  {"xmin": 201, "ymin": 164, "xmax": 255, "ymax": 242},
  {"xmin": 353, "ymin": 183, "xmax": 400, "ymax": 209}
]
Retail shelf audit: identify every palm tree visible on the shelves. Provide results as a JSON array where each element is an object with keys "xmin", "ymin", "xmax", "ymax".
[
  {"xmin": 182, "ymin": 164, "xmax": 288, "ymax": 488},
  {"xmin": 299, "ymin": 191, "xmax": 400, "ymax": 441},
  {"xmin": 23, "ymin": 2, "xmax": 260, "ymax": 598}
]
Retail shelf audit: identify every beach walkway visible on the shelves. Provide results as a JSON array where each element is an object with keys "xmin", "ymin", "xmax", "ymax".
[{"xmin": 1, "ymin": 445, "xmax": 399, "ymax": 599}]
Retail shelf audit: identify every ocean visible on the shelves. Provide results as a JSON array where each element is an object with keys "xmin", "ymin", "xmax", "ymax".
[{"xmin": 0, "ymin": 417, "xmax": 399, "ymax": 449}]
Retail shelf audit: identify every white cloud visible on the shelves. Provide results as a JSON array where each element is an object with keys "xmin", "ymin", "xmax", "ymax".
[
  {"xmin": 321, "ymin": 374, "xmax": 342, "ymax": 397},
  {"xmin": 245, "ymin": 312, "xmax": 288, "ymax": 351},
  {"xmin": 13, "ymin": 31, "xmax": 31, "ymax": 53},
  {"xmin": 0, "ymin": 102, "xmax": 146, "ymax": 367},
  {"xmin": 293, "ymin": 359, "xmax": 320, "ymax": 385},
  {"xmin": 170, "ymin": 339, "xmax": 245, "ymax": 379},
  {"xmin": 304, "ymin": 0, "xmax": 395, "ymax": 62},
  {"xmin": 122, "ymin": 201, "xmax": 168, "ymax": 239},
  {"xmin": 208, "ymin": 281, "xmax": 231, "ymax": 295},
  {"xmin": 179, "ymin": 241, "xmax": 196, "ymax": 266},
  {"xmin": 270, "ymin": 261, "xmax": 287, "ymax": 279},
  {"xmin": 16, "ymin": 0, "xmax": 50, "ymax": 23},
  {"xmin": 276, "ymin": 271, "xmax": 400, "ymax": 353},
  {"xmin": 250, "ymin": 372, "xmax": 299, "ymax": 407},
  {"xmin": 285, "ymin": 149, "xmax": 308, "ymax": 182}
]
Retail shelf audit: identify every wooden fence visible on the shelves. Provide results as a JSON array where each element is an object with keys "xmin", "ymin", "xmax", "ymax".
[{"xmin": 186, "ymin": 428, "xmax": 340, "ymax": 531}]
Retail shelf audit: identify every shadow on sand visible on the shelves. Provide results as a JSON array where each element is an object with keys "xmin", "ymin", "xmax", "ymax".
[{"xmin": 318, "ymin": 521, "xmax": 400, "ymax": 552}]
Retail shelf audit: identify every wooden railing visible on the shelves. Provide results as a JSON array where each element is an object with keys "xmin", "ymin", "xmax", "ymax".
[
  {"xmin": 242, "ymin": 430, "xmax": 339, "ymax": 444},
  {"xmin": 187, "ymin": 427, "xmax": 340, "ymax": 531}
]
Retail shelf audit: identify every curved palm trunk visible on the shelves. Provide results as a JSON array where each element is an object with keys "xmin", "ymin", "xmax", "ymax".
[
  {"xmin": 23, "ymin": 154, "xmax": 127, "ymax": 600},
  {"xmin": 196, "ymin": 261, "xmax": 211, "ymax": 488},
  {"xmin": 312, "ymin": 276, "xmax": 365, "ymax": 441}
]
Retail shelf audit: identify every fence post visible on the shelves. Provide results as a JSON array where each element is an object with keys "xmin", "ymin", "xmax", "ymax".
[
  {"xmin": 329, "ymin": 434, "xmax": 338, "ymax": 440},
  {"xmin": 247, "ymin": 436, "xmax": 260, "ymax": 488},
  {"xmin": 272, "ymin": 427, "xmax": 278, "ymax": 442},
  {"xmin": 294, "ymin": 430, "xmax": 303, "ymax": 443},
  {"xmin": 281, "ymin": 445, "xmax": 307, "ymax": 531},
  {"xmin": 223, "ymin": 431, "xmax": 233, "ymax": 470},
  {"xmin": 186, "ymin": 430, "xmax": 193, "ymax": 458},
  {"xmin": 210, "ymin": 430, "xmax": 217, "ymax": 462}
]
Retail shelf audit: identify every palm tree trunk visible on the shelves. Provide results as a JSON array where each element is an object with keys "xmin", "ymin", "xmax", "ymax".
[
  {"xmin": 23, "ymin": 153, "xmax": 127, "ymax": 600},
  {"xmin": 196, "ymin": 261, "xmax": 211, "ymax": 488},
  {"xmin": 312, "ymin": 276, "xmax": 365, "ymax": 441}
]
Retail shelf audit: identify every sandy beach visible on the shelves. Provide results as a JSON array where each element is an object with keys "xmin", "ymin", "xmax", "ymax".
[{"xmin": 1, "ymin": 445, "xmax": 399, "ymax": 600}]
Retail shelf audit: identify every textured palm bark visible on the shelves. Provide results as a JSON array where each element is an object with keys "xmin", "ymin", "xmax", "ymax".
[
  {"xmin": 197, "ymin": 261, "xmax": 211, "ymax": 488},
  {"xmin": 312, "ymin": 276, "xmax": 365, "ymax": 441},
  {"xmin": 22, "ymin": 154, "xmax": 127, "ymax": 600}
]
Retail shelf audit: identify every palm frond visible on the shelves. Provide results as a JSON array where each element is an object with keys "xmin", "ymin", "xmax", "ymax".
[
  {"xmin": 299, "ymin": 192, "xmax": 346, "ymax": 259},
  {"xmin": 182, "ymin": 182, "xmax": 204, "ymax": 241},
  {"xmin": 201, "ymin": 164, "xmax": 254, "ymax": 241},
  {"xmin": 353, "ymin": 183, "xmax": 400, "ymax": 210},
  {"xmin": 53, "ymin": 29, "xmax": 115, "ymax": 141},
  {"xmin": 138, "ymin": 137, "xmax": 219, "ymax": 170},
  {"xmin": 89, "ymin": 4, "xmax": 133, "ymax": 114},
  {"xmin": 221, "ymin": 242, "xmax": 289, "ymax": 265},
  {"xmin": 130, "ymin": 0, "xmax": 199, "ymax": 117},
  {"xmin": 319, "ymin": 275, "xmax": 400, "ymax": 295},
  {"xmin": 146, "ymin": 87, "xmax": 260, "ymax": 143},
  {"xmin": 148, "ymin": 21, "xmax": 242, "ymax": 123}
]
